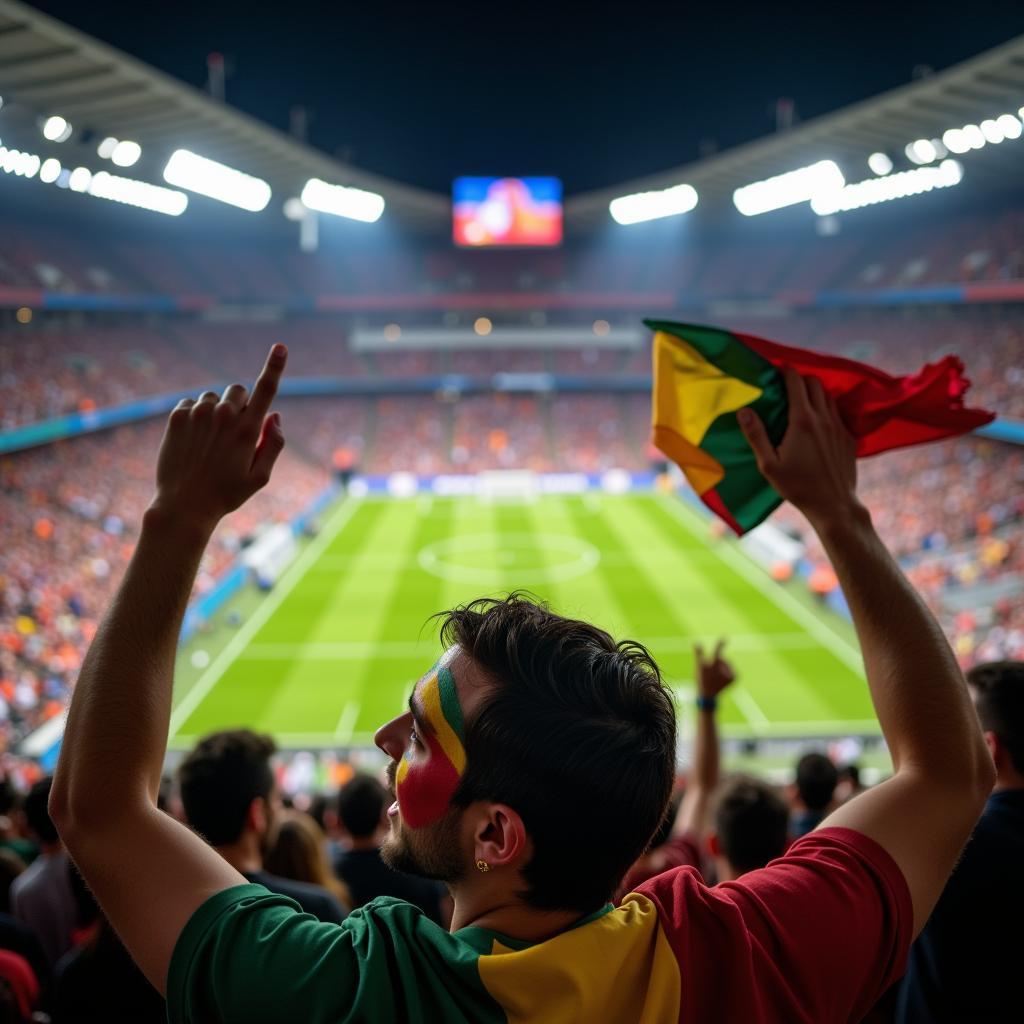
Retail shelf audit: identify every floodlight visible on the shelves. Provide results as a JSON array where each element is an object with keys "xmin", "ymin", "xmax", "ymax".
[
  {"xmin": 111, "ymin": 141, "xmax": 141, "ymax": 167},
  {"xmin": 961, "ymin": 124, "xmax": 985, "ymax": 149},
  {"xmin": 39, "ymin": 158, "xmax": 61, "ymax": 183},
  {"xmin": 42, "ymin": 115, "xmax": 72, "ymax": 142},
  {"xmin": 942, "ymin": 128, "xmax": 969, "ymax": 154},
  {"xmin": 163, "ymin": 149, "xmax": 271, "ymax": 212},
  {"xmin": 996, "ymin": 114, "xmax": 1022, "ymax": 140},
  {"xmin": 88, "ymin": 170, "xmax": 187, "ymax": 216},
  {"xmin": 733, "ymin": 160, "xmax": 844, "ymax": 216},
  {"xmin": 282, "ymin": 197, "xmax": 305, "ymax": 221},
  {"xmin": 68, "ymin": 167, "xmax": 92, "ymax": 192},
  {"xmin": 811, "ymin": 160, "xmax": 963, "ymax": 216},
  {"xmin": 608, "ymin": 183, "xmax": 698, "ymax": 225},
  {"xmin": 905, "ymin": 139, "xmax": 937, "ymax": 164},
  {"xmin": 97, "ymin": 137, "xmax": 118, "ymax": 159},
  {"xmin": 300, "ymin": 178, "xmax": 385, "ymax": 222},
  {"xmin": 867, "ymin": 152, "xmax": 892, "ymax": 176}
]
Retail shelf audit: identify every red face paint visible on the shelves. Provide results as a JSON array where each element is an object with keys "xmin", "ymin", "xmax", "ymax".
[{"xmin": 395, "ymin": 666, "xmax": 466, "ymax": 829}]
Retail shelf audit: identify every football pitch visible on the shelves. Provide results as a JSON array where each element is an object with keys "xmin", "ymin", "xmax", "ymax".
[{"xmin": 168, "ymin": 492, "xmax": 877, "ymax": 750}]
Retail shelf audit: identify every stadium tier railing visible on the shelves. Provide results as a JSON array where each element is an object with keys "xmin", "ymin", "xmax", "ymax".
[
  {"xmin": 3, "ymin": 279, "xmax": 1024, "ymax": 316},
  {"xmin": 2, "ymin": 378, "xmax": 1021, "ymax": 458}
]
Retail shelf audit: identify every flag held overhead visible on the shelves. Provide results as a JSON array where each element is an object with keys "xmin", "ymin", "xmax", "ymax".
[{"xmin": 647, "ymin": 320, "xmax": 995, "ymax": 535}]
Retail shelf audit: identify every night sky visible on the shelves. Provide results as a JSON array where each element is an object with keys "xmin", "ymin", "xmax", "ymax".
[{"xmin": 26, "ymin": 1, "xmax": 1024, "ymax": 194}]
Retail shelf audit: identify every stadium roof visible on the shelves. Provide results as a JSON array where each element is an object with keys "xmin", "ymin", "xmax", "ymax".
[
  {"xmin": 0, "ymin": 0, "xmax": 449, "ymax": 229},
  {"xmin": 567, "ymin": 32, "xmax": 1024, "ymax": 225}
]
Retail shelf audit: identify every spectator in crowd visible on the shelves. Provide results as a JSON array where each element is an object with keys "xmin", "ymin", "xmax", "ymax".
[
  {"xmin": 10, "ymin": 778, "xmax": 75, "ymax": 967},
  {"xmin": 177, "ymin": 729, "xmax": 346, "ymax": 925},
  {"xmin": 790, "ymin": 751, "xmax": 839, "ymax": 838},
  {"xmin": 263, "ymin": 811, "xmax": 351, "ymax": 911},
  {"xmin": 618, "ymin": 640, "xmax": 738, "ymax": 893},
  {"xmin": 710, "ymin": 776, "xmax": 790, "ymax": 882},
  {"xmin": 334, "ymin": 775, "xmax": 445, "ymax": 924},
  {"xmin": 52, "ymin": 866, "xmax": 164, "ymax": 1023},
  {"xmin": 836, "ymin": 763, "xmax": 867, "ymax": 804},
  {"xmin": 0, "ymin": 913, "xmax": 49, "ymax": 1015},
  {"xmin": 51, "ymin": 352, "xmax": 994, "ymax": 1022},
  {"xmin": 893, "ymin": 660, "xmax": 1024, "ymax": 1022},
  {"xmin": 0, "ymin": 851, "xmax": 24, "ymax": 915}
]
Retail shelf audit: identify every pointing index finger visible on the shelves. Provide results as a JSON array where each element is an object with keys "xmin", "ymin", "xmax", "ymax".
[{"xmin": 247, "ymin": 344, "xmax": 288, "ymax": 421}]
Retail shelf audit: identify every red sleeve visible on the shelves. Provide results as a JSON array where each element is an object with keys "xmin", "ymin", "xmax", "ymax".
[
  {"xmin": 618, "ymin": 831, "xmax": 706, "ymax": 899},
  {"xmin": 637, "ymin": 827, "xmax": 912, "ymax": 1024}
]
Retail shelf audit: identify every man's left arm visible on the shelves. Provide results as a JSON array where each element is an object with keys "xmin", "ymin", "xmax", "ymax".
[
  {"xmin": 49, "ymin": 345, "xmax": 289, "ymax": 994},
  {"xmin": 673, "ymin": 641, "xmax": 734, "ymax": 837}
]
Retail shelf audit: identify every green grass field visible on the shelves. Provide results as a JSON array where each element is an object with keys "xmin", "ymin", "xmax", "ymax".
[{"xmin": 168, "ymin": 492, "xmax": 878, "ymax": 751}]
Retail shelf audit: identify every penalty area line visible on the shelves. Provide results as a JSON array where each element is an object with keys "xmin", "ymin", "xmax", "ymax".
[{"xmin": 168, "ymin": 497, "xmax": 363, "ymax": 738}]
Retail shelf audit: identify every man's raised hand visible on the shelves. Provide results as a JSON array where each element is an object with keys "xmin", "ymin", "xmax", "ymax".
[
  {"xmin": 150, "ymin": 344, "xmax": 287, "ymax": 532},
  {"xmin": 737, "ymin": 368, "xmax": 859, "ymax": 528},
  {"xmin": 694, "ymin": 640, "xmax": 736, "ymax": 700}
]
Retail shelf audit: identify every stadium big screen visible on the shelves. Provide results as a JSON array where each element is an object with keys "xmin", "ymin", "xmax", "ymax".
[{"xmin": 452, "ymin": 176, "xmax": 563, "ymax": 246}]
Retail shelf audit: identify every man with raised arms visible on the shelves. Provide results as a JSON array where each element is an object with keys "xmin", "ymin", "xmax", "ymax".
[{"xmin": 50, "ymin": 345, "xmax": 994, "ymax": 1022}]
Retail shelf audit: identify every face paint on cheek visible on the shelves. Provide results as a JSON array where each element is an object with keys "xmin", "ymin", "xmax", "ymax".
[{"xmin": 395, "ymin": 666, "xmax": 466, "ymax": 829}]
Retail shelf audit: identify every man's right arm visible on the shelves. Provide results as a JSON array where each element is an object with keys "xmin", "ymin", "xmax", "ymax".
[{"xmin": 738, "ymin": 370, "xmax": 994, "ymax": 936}]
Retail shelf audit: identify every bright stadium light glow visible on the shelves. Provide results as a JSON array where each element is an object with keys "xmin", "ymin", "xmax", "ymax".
[
  {"xmin": 811, "ymin": 159, "xmax": 963, "ymax": 216},
  {"xmin": 42, "ymin": 115, "xmax": 72, "ymax": 142},
  {"xmin": 979, "ymin": 119, "xmax": 1004, "ymax": 144},
  {"xmin": 383, "ymin": 323, "xmax": 401, "ymax": 342},
  {"xmin": 474, "ymin": 317, "xmax": 493, "ymax": 337},
  {"xmin": 111, "ymin": 140, "xmax": 141, "ymax": 167},
  {"xmin": 733, "ymin": 160, "xmax": 844, "ymax": 216},
  {"xmin": 905, "ymin": 139, "xmax": 937, "ymax": 164},
  {"xmin": 97, "ymin": 137, "xmax": 118, "ymax": 159},
  {"xmin": 608, "ymin": 183, "xmax": 698, "ymax": 225},
  {"xmin": 0, "ymin": 148, "xmax": 40, "ymax": 178},
  {"xmin": 163, "ymin": 149, "xmax": 271, "ymax": 212},
  {"xmin": 942, "ymin": 128, "xmax": 968, "ymax": 154},
  {"xmin": 68, "ymin": 167, "xmax": 92, "ymax": 192},
  {"xmin": 996, "ymin": 114, "xmax": 1023, "ymax": 140},
  {"xmin": 300, "ymin": 178, "xmax": 385, "ymax": 222},
  {"xmin": 282, "ymin": 197, "xmax": 305, "ymax": 221},
  {"xmin": 88, "ymin": 170, "xmax": 187, "ymax": 216},
  {"xmin": 962, "ymin": 124, "xmax": 985, "ymax": 149},
  {"xmin": 867, "ymin": 152, "xmax": 893, "ymax": 176},
  {"xmin": 39, "ymin": 157, "xmax": 61, "ymax": 183}
]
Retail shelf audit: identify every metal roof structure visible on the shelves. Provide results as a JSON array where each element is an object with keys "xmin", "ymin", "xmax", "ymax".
[
  {"xmin": 0, "ymin": 0, "xmax": 449, "ymax": 229},
  {"xmin": 2, "ymin": 0, "xmax": 1022, "ymax": 234},
  {"xmin": 567, "ymin": 32, "xmax": 1024, "ymax": 226}
]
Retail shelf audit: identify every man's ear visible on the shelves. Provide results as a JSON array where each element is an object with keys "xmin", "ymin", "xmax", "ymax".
[
  {"xmin": 984, "ymin": 730, "xmax": 1002, "ymax": 772},
  {"xmin": 473, "ymin": 803, "xmax": 529, "ymax": 870},
  {"xmin": 247, "ymin": 796, "xmax": 268, "ymax": 836}
]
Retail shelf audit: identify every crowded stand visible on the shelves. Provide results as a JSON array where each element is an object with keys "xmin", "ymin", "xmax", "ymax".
[
  {"xmin": 4, "ymin": 204, "xmax": 1024, "ymax": 304},
  {"xmin": 2, "ymin": 10, "xmax": 1024, "ymax": 1020}
]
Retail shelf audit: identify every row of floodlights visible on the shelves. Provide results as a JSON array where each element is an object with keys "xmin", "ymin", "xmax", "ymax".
[
  {"xmin": 610, "ymin": 106, "xmax": 1023, "ymax": 224},
  {"xmin": 0, "ymin": 144, "xmax": 189, "ymax": 215},
  {"xmin": 36, "ymin": 112, "xmax": 386, "ymax": 221}
]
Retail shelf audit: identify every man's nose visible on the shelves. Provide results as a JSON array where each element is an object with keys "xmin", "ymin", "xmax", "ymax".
[{"xmin": 374, "ymin": 710, "xmax": 411, "ymax": 760}]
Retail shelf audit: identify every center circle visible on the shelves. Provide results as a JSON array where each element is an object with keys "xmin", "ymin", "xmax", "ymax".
[{"xmin": 417, "ymin": 532, "xmax": 601, "ymax": 586}]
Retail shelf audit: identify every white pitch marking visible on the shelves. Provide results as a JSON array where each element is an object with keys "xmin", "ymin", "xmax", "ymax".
[
  {"xmin": 657, "ymin": 496, "xmax": 865, "ymax": 675},
  {"xmin": 169, "ymin": 498, "xmax": 363, "ymax": 736},
  {"xmin": 732, "ymin": 688, "xmax": 771, "ymax": 730},
  {"xmin": 333, "ymin": 701, "xmax": 361, "ymax": 742}
]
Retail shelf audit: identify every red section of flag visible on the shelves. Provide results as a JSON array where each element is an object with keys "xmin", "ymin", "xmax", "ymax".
[{"xmin": 736, "ymin": 332, "xmax": 995, "ymax": 457}]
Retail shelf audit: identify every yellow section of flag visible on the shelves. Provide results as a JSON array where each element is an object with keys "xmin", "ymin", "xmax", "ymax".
[{"xmin": 651, "ymin": 331, "xmax": 762, "ymax": 495}]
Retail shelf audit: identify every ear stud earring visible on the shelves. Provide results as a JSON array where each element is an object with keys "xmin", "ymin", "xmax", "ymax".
[{"xmin": 475, "ymin": 859, "xmax": 491, "ymax": 873}]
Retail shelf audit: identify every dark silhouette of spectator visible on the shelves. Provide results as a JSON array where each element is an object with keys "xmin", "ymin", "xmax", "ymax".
[
  {"xmin": 52, "ymin": 863, "xmax": 164, "ymax": 1023},
  {"xmin": 178, "ymin": 730, "xmax": 346, "ymax": 924},
  {"xmin": 790, "ymin": 752, "xmax": 839, "ymax": 837},
  {"xmin": 264, "ymin": 811, "xmax": 351, "ymax": 911},
  {"xmin": 836, "ymin": 763, "xmax": 867, "ymax": 804},
  {"xmin": 893, "ymin": 661, "xmax": 1024, "ymax": 1022},
  {"xmin": 0, "ymin": 854, "xmax": 24, "ymax": 917},
  {"xmin": 710, "ymin": 776, "xmax": 790, "ymax": 880},
  {"xmin": 334, "ymin": 775, "xmax": 445, "ymax": 924},
  {"xmin": 9, "ymin": 778, "xmax": 76, "ymax": 967},
  {"xmin": 0, "ymin": 914, "xmax": 49, "ymax": 1014}
]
